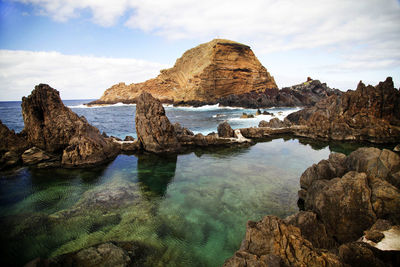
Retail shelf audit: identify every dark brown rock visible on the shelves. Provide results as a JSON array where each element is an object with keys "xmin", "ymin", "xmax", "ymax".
[
  {"xmin": 135, "ymin": 92, "xmax": 181, "ymax": 153},
  {"xmin": 218, "ymin": 122, "xmax": 234, "ymax": 138},
  {"xmin": 364, "ymin": 230, "xmax": 385, "ymax": 243},
  {"xmin": 287, "ymin": 77, "xmax": 400, "ymax": 143},
  {"xmin": 173, "ymin": 122, "xmax": 194, "ymax": 136},
  {"xmin": 339, "ymin": 242, "xmax": 400, "ymax": 267},
  {"xmin": 218, "ymin": 79, "xmax": 342, "ymax": 108},
  {"xmin": 21, "ymin": 147, "xmax": 58, "ymax": 166},
  {"xmin": 0, "ymin": 120, "xmax": 28, "ymax": 169},
  {"xmin": 285, "ymin": 211, "xmax": 337, "ymax": 249},
  {"xmin": 304, "ymin": 171, "xmax": 377, "ymax": 243},
  {"xmin": 346, "ymin": 147, "xmax": 400, "ymax": 189},
  {"xmin": 123, "ymin": 135, "xmax": 135, "ymax": 141},
  {"xmin": 258, "ymin": 118, "xmax": 290, "ymax": 128},
  {"xmin": 21, "ymin": 84, "xmax": 119, "ymax": 167},
  {"xmin": 223, "ymin": 216, "xmax": 342, "ymax": 267}
]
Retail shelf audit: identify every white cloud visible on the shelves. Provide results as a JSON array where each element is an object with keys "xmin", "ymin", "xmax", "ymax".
[
  {"xmin": 0, "ymin": 50, "xmax": 166, "ymax": 100},
  {"xmin": 14, "ymin": 0, "xmax": 400, "ymax": 72}
]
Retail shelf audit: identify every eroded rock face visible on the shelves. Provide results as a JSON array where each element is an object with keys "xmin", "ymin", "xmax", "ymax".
[
  {"xmin": 91, "ymin": 39, "xmax": 277, "ymax": 106},
  {"xmin": 0, "ymin": 120, "xmax": 28, "ymax": 169},
  {"xmin": 218, "ymin": 79, "xmax": 342, "ymax": 108},
  {"xmin": 135, "ymin": 92, "xmax": 181, "ymax": 153},
  {"xmin": 218, "ymin": 122, "xmax": 235, "ymax": 138},
  {"xmin": 223, "ymin": 216, "xmax": 342, "ymax": 267},
  {"xmin": 225, "ymin": 147, "xmax": 400, "ymax": 267},
  {"xmin": 21, "ymin": 84, "xmax": 119, "ymax": 167},
  {"xmin": 287, "ymin": 77, "xmax": 400, "ymax": 143}
]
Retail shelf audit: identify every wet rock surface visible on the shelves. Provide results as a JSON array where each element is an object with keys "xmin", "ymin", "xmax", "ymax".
[
  {"xmin": 225, "ymin": 147, "xmax": 400, "ymax": 266},
  {"xmin": 287, "ymin": 77, "xmax": 400, "ymax": 143},
  {"xmin": 21, "ymin": 84, "xmax": 119, "ymax": 167}
]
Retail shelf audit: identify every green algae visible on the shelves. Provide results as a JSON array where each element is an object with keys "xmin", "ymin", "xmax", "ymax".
[{"xmin": 1, "ymin": 138, "xmax": 370, "ymax": 266}]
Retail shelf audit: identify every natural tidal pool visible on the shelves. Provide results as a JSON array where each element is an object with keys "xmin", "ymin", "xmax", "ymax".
[{"xmin": 0, "ymin": 137, "xmax": 371, "ymax": 266}]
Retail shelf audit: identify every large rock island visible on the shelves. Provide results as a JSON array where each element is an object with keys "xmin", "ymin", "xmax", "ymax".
[{"xmin": 89, "ymin": 39, "xmax": 340, "ymax": 108}]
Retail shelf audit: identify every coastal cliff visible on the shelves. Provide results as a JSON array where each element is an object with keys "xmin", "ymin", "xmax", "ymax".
[
  {"xmin": 88, "ymin": 40, "xmax": 340, "ymax": 108},
  {"xmin": 90, "ymin": 39, "xmax": 277, "ymax": 105}
]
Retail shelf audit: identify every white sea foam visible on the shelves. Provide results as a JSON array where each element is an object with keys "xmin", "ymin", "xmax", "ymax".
[
  {"xmin": 228, "ymin": 107, "xmax": 302, "ymax": 123},
  {"xmin": 68, "ymin": 102, "xmax": 136, "ymax": 108},
  {"xmin": 172, "ymin": 103, "xmax": 251, "ymax": 111}
]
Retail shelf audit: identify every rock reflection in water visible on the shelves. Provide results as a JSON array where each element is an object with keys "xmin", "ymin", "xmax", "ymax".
[{"xmin": 137, "ymin": 153, "xmax": 177, "ymax": 197}]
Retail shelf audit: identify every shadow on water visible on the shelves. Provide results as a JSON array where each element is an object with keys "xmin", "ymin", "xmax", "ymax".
[{"xmin": 137, "ymin": 153, "xmax": 177, "ymax": 197}]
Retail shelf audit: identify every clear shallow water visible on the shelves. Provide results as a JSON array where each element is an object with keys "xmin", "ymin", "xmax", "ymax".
[{"xmin": 0, "ymin": 101, "xmax": 373, "ymax": 266}]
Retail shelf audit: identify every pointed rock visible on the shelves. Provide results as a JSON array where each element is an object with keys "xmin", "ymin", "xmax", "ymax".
[{"xmin": 135, "ymin": 92, "xmax": 181, "ymax": 153}]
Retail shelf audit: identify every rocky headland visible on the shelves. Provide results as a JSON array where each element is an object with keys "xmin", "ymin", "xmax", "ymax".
[
  {"xmin": 241, "ymin": 77, "xmax": 400, "ymax": 144},
  {"xmin": 88, "ymin": 39, "xmax": 340, "ymax": 108},
  {"xmin": 224, "ymin": 147, "xmax": 400, "ymax": 267}
]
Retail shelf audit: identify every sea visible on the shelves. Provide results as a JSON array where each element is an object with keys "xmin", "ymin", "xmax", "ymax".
[{"xmin": 0, "ymin": 100, "xmax": 376, "ymax": 266}]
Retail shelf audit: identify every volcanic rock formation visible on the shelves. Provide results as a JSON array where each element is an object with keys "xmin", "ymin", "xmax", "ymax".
[
  {"xmin": 224, "ymin": 147, "xmax": 400, "ymax": 266},
  {"xmin": 135, "ymin": 92, "xmax": 181, "ymax": 153},
  {"xmin": 287, "ymin": 77, "xmax": 400, "ymax": 143},
  {"xmin": 89, "ymin": 40, "xmax": 342, "ymax": 108},
  {"xmin": 217, "ymin": 78, "xmax": 342, "ymax": 108},
  {"xmin": 21, "ymin": 84, "xmax": 119, "ymax": 167},
  {"xmin": 89, "ymin": 39, "xmax": 278, "ymax": 105}
]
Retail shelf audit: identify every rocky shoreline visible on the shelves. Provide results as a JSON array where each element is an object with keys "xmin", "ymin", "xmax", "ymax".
[
  {"xmin": 2, "ymin": 77, "xmax": 399, "ymax": 171},
  {"xmin": 224, "ymin": 146, "xmax": 400, "ymax": 266}
]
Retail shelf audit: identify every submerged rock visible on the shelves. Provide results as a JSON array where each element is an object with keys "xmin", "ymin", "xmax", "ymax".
[
  {"xmin": 21, "ymin": 84, "xmax": 119, "ymax": 167},
  {"xmin": 135, "ymin": 92, "xmax": 181, "ymax": 153},
  {"xmin": 26, "ymin": 241, "xmax": 156, "ymax": 267}
]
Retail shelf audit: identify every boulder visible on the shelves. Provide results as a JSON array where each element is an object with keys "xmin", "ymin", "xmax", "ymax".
[
  {"xmin": 304, "ymin": 171, "xmax": 377, "ymax": 243},
  {"xmin": 223, "ymin": 216, "xmax": 342, "ymax": 267},
  {"xmin": 135, "ymin": 92, "xmax": 181, "ymax": 153},
  {"xmin": 21, "ymin": 84, "xmax": 119, "ymax": 167},
  {"xmin": 285, "ymin": 211, "xmax": 337, "ymax": 249},
  {"xmin": 217, "ymin": 122, "xmax": 234, "ymax": 138}
]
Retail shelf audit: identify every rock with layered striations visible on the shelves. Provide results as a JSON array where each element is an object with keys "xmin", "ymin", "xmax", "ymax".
[
  {"xmin": 21, "ymin": 84, "xmax": 119, "ymax": 167},
  {"xmin": 135, "ymin": 92, "xmax": 181, "ymax": 153},
  {"xmin": 90, "ymin": 39, "xmax": 277, "ymax": 106},
  {"xmin": 287, "ymin": 77, "xmax": 400, "ymax": 143}
]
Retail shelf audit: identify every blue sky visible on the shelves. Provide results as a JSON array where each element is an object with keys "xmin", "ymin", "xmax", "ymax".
[{"xmin": 0, "ymin": 0, "xmax": 399, "ymax": 100}]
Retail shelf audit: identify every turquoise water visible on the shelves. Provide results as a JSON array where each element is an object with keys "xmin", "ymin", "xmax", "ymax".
[
  {"xmin": 0, "ymin": 101, "xmax": 375, "ymax": 266},
  {"xmin": 0, "ymin": 137, "xmax": 369, "ymax": 266}
]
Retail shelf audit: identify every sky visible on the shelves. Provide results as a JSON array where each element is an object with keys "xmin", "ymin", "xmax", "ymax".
[{"xmin": 0, "ymin": 0, "xmax": 399, "ymax": 100}]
